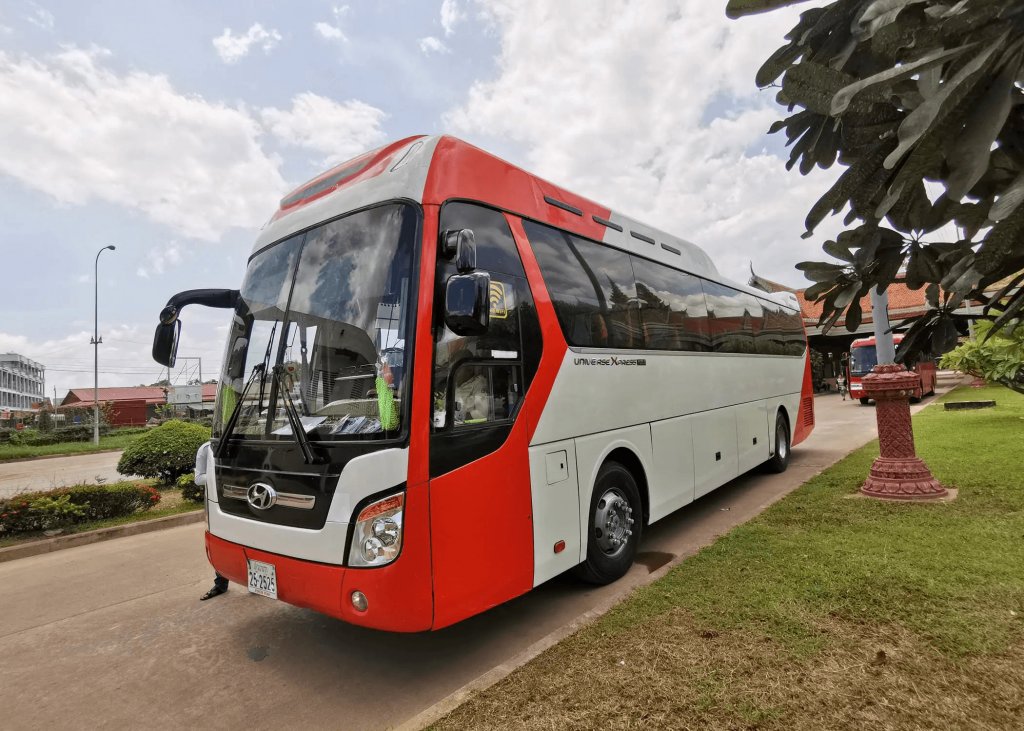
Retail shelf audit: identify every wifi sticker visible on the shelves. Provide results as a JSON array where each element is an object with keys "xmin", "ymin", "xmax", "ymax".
[{"xmin": 489, "ymin": 280, "xmax": 511, "ymax": 319}]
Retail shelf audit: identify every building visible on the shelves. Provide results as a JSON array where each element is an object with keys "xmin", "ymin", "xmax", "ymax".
[
  {"xmin": 0, "ymin": 353, "xmax": 45, "ymax": 413},
  {"xmin": 59, "ymin": 384, "xmax": 218, "ymax": 426}
]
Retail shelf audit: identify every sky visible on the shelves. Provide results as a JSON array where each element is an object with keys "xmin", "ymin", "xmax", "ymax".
[{"xmin": 0, "ymin": 0, "xmax": 845, "ymax": 401}]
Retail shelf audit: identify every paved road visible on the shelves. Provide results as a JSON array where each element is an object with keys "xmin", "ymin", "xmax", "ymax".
[
  {"xmin": 0, "ymin": 450, "xmax": 127, "ymax": 498},
  {"xmin": 0, "ymin": 383, "xmax": 959, "ymax": 730}
]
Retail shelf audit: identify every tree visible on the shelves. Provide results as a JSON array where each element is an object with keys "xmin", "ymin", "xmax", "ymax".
[
  {"xmin": 727, "ymin": 0, "xmax": 1024, "ymax": 361},
  {"xmin": 940, "ymin": 318, "xmax": 1024, "ymax": 392}
]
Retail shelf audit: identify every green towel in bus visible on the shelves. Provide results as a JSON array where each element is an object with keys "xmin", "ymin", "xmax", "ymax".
[{"xmin": 376, "ymin": 376, "xmax": 398, "ymax": 430}]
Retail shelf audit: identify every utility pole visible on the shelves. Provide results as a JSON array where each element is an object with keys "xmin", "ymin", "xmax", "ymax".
[{"xmin": 91, "ymin": 245, "xmax": 116, "ymax": 445}]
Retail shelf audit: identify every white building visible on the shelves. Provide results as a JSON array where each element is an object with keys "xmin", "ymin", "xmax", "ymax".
[{"xmin": 0, "ymin": 353, "xmax": 45, "ymax": 412}]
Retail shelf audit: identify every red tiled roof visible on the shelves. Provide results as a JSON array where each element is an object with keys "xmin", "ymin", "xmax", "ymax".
[
  {"xmin": 60, "ymin": 384, "xmax": 217, "ymax": 407},
  {"xmin": 795, "ymin": 281, "xmax": 930, "ymax": 327}
]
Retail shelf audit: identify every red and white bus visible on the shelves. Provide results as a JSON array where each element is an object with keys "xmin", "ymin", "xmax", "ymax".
[
  {"xmin": 152, "ymin": 136, "xmax": 814, "ymax": 631},
  {"xmin": 847, "ymin": 334, "xmax": 937, "ymax": 404}
]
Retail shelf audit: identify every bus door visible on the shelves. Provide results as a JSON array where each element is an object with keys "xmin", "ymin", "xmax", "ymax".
[{"xmin": 428, "ymin": 202, "xmax": 544, "ymax": 628}]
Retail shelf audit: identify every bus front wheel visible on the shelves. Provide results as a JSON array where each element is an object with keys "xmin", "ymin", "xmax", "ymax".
[
  {"xmin": 575, "ymin": 461, "xmax": 643, "ymax": 585},
  {"xmin": 859, "ymin": 397, "xmax": 870, "ymax": 405}
]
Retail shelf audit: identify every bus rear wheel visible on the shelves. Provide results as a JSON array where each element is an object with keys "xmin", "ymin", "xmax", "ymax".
[
  {"xmin": 574, "ymin": 461, "xmax": 642, "ymax": 585},
  {"xmin": 764, "ymin": 413, "xmax": 790, "ymax": 474},
  {"xmin": 859, "ymin": 397, "xmax": 870, "ymax": 405}
]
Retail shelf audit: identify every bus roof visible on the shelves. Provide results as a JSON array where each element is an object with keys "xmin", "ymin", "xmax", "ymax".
[
  {"xmin": 851, "ymin": 334, "xmax": 905, "ymax": 348},
  {"xmin": 251, "ymin": 135, "xmax": 798, "ymax": 310}
]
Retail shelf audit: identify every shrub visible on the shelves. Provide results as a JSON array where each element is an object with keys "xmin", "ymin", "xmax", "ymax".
[
  {"xmin": 111, "ymin": 427, "xmax": 150, "ymax": 437},
  {"xmin": 117, "ymin": 420, "xmax": 211, "ymax": 484},
  {"xmin": 176, "ymin": 472, "xmax": 205, "ymax": 503},
  {"xmin": 0, "ymin": 482, "xmax": 160, "ymax": 535}
]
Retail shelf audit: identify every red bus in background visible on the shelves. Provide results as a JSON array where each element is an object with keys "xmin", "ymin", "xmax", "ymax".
[{"xmin": 847, "ymin": 334, "xmax": 937, "ymax": 404}]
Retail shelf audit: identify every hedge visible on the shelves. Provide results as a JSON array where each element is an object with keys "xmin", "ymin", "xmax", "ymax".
[
  {"xmin": 0, "ymin": 482, "xmax": 161, "ymax": 535},
  {"xmin": 117, "ymin": 420, "xmax": 211, "ymax": 484},
  {"xmin": 0, "ymin": 424, "xmax": 112, "ymax": 446},
  {"xmin": 176, "ymin": 473, "xmax": 205, "ymax": 503}
]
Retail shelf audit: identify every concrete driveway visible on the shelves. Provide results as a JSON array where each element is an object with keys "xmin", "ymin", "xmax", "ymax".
[
  {"xmin": 0, "ymin": 385, "xmax": 957, "ymax": 730},
  {"xmin": 0, "ymin": 450, "xmax": 128, "ymax": 499}
]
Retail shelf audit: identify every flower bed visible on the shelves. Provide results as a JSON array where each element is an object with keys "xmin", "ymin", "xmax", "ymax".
[{"xmin": 0, "ymin": 482, "xmax": 161, "ymax": 535}]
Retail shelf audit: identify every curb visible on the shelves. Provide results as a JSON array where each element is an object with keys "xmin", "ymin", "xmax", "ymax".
[
  {"xmin": 0, "ymin": 510, "xmax": 204, "ymax": 563},
  {"xmin": 396, "ymin": 384, "xmax": 962, "ymax": 731}
]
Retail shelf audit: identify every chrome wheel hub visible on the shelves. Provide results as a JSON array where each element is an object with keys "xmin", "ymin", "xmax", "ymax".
[{"xmin": 593, "ymin": 487, "xmax": 634, "ymax": 556}]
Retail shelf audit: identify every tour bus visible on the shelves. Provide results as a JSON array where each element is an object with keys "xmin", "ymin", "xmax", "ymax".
[
  {"xmin": 152, "ymin": 135, "xmax": 814, "ymax": 631},
  {"xmin": 847, "ymin": 334, "xmax": 936, "ymax": 404}
]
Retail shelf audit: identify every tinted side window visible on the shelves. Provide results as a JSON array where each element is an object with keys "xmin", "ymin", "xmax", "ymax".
[
  {"xmin": 734, "ymin": 292, "xmax": 763, "ymax": 354},
  {"xmin": 524, "ymin": 220, "xmax": 641, "ymax": 349},
  {"xmin": 757, "ymin": 300, "xmax": 790, "ymax": 355},
  {"xmin": 703, "ymin": 281, "xmax": 751, "ymax": 354},
  {"xmin": 782, "ymin": 307, "xmax": 807, "ymax": 355},
  {"xmin": 630, "ymin": 256, "xmax": 709, "ymax": 352}
]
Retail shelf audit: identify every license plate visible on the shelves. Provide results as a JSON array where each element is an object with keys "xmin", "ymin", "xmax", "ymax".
[{"xmin": 247, "ymin": 559, "xmax": 278, "ymax": 599}]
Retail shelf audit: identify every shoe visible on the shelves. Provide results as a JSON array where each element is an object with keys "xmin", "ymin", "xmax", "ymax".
[{"xmin": 200, "ymin": 585, "xmax": 227, "ymax": 601}]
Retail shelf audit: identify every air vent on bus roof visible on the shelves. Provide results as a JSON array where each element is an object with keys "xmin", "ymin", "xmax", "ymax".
[{"xmin": 543, "ymin": 196, "xmax": 582, "ymax": 216}]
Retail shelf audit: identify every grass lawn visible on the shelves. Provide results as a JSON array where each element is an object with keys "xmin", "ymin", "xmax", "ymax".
[
  {"xmin": 0, "ymin": 431, "xmax": 144, "ymax": 461},
  {"xmin": 436, "ymin": 384, "xmax": 1024, "ymax": 730},
  {"xmin": 0, "ymin": 488, "xmax": 201, "ymax": 549}
]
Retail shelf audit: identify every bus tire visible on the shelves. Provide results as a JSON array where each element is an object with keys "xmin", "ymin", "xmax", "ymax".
[
  {"xmin": 764, "ymin": 413, "xmax": 790, "ymax": 474},
  {"xmin": 574, "ymin": 461, "xmax": 642, "ymax": 585},
  {"xmin": 859, "ymin": 397, "xmax": 870, "ymax": 405}
]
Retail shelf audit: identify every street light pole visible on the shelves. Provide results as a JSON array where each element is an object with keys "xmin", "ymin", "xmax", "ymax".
[{"xmin": 91, "ymin": 245, "xmax": 116, "ymax": 445}]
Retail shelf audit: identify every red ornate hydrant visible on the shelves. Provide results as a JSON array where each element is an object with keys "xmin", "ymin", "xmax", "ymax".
[{"xmin": 860, "ymin": 364, "xmax": 947, "ymax": 500}]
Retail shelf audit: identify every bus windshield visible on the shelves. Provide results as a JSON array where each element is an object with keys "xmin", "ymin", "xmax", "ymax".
[
  {"xmin": 849, "ymin": 345, "xmax": 878, "ymax": 376},
  {"xmin": 214, "ymin": 202, "xmax": 419, "ymax": 442}
]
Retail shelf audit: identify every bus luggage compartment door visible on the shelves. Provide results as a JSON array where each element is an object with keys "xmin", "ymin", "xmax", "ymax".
[{"xmin": 530, "ymin": 439, "xmax": 580, "ymax": 586}]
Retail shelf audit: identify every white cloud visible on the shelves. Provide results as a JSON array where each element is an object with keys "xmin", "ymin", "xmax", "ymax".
[
  {"xmin": 0, "ymin": 46, "xmax": 288, "ymax": 241},
  {"xmin": 261, "ymin": 92, "xmax": 388, "ymax": 166},
  {"xmin": 136, "ymin": 243, "xmax": 183, "ymax": 279},
  {"xmin": 441, "ymin": 0, "xmax": 464, "ymax": 36},
  {"xmin": 314, "ymin": 5, "xmax": 349, "ymax": 42},
  {"xmin": 446, "ymin": 0, "xmax": 842, "ymax": 287},
  {"xmin": 212, "ymin": 23, "xmax": 283, "ymax": 64},
  {"xmin": 0, "ymin": 313, "xmax": 232, "ymax": 398},
  {"xmin": 25, "ymin": 3, "xmax": 54, "ymax": 31},
  {"xmin": 419, "ymin": 36, "xmax": 450, "ymax": 55}
]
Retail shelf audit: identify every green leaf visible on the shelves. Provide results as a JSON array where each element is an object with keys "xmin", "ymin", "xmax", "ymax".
[
  {"xmin": 946, "ymin": 52, "xmax": 1018, "ymax": 200},
  {"xmin": 822, "ymin": 239, "xmax": 856, "ymax": 262},
  {"xmin": 989, "ymin": 169, "xmax": 1024, "ymax": 222},
  {"xmin": 830, "ymin": 43, "xmax": 970, "ymax": 115},
  {"xmin": 726, "ymin": 0, "xmax": 815, "ymax": 19},
  {"xmin": 884, "ymin": 37, "xmax": 1005, "ymax": 170},
  {"xmin": 846, "ymin": 297, "xmax": 864, "ymax": 331},
  {"xmin": 803, "ymin": 280, "xmax": 835, "ymax": 301}
]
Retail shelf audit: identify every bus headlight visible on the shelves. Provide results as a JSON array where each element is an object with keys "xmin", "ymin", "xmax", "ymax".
[{"xmin": 348, "ymin": 492, "xmax": 404, "ymax": 567}]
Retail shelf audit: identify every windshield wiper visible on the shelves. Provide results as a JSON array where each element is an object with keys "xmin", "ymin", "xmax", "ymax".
[
  {"xmin": 272, "ymin": 364, "xmax": 325, "ymax": 465},
  {"xmin": 214, "ymin": 363, "xmax": 265, "ymax": 460}
]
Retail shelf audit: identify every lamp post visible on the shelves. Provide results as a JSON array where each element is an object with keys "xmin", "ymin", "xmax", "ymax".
[{"xmin": 91, "ymin": 245, "xmax": 116, "ymax": 445}]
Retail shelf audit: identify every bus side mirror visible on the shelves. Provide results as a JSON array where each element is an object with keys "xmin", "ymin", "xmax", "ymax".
[
  {"xmin": 441, "ymin": 228, "xmax": 476, "ymax": 273},
  {"xmin": 152, "ymin": 319, "xmax": 181, "ymax": 367},
  {"xmin": 445, "ymin": 272, "xmax": 490, "ymax": 335}
]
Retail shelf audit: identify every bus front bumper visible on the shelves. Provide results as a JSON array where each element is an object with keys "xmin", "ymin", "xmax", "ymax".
[{"xmin": 205, "ymin": 531, "xmax": 433, "ymax": 632}]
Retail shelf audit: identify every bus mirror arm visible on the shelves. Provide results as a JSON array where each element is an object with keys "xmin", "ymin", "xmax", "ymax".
[{"xmin": 152, "ymin": 289, "xmax": 240, "ymax": 367}]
